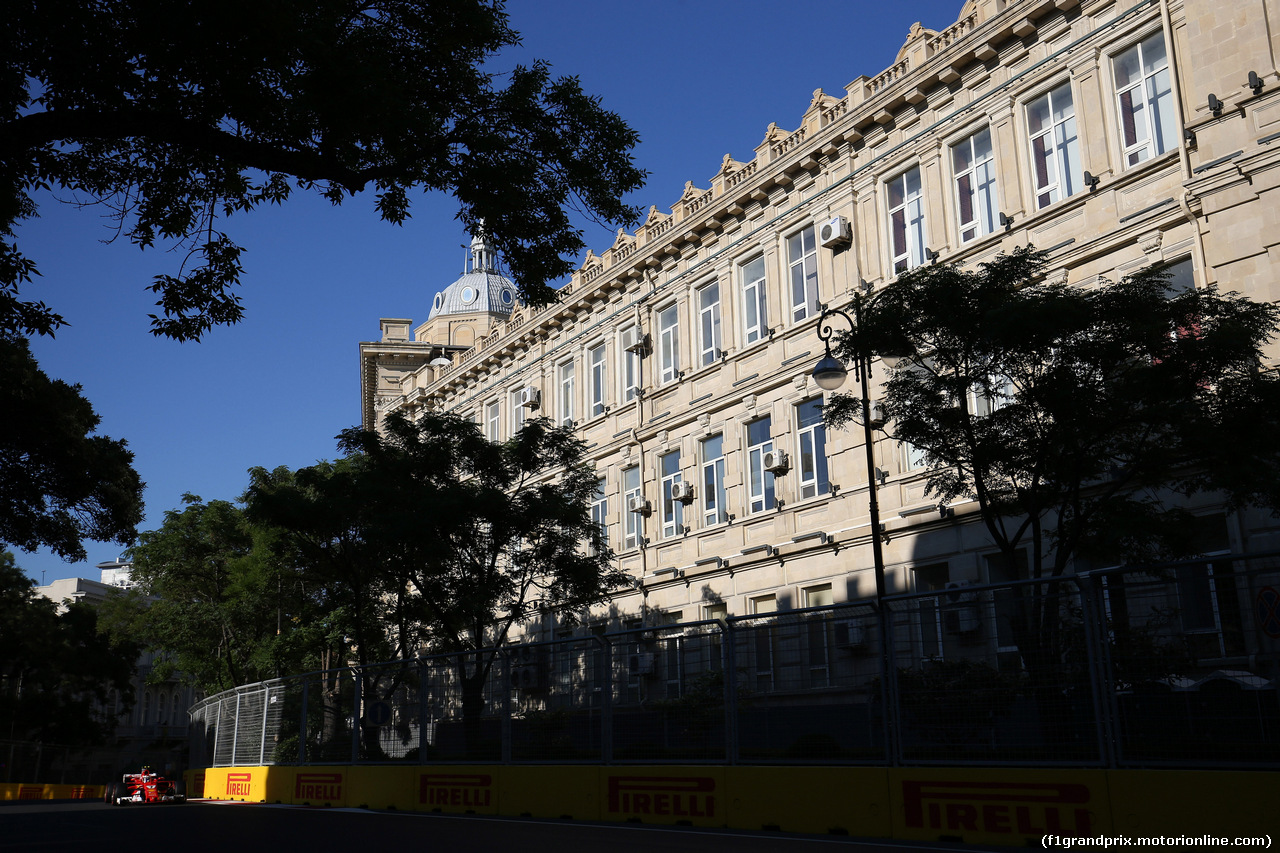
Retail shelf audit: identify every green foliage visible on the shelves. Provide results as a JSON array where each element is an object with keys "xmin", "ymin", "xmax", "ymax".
[
  {"xmin": 0, "ymin": 334, "xmax": 143, "ymax": 561},
  {"xmin": 103, "ymin": 494, "xmax": 330, "ymax": 694},
  {"xmin": 2, "ymin": 0, "xmax": 646, "ymax": 340},
  {"xmin": 826, "ymin": 246, "xmax": 1280, "ymax": 577},
  {"xmin": 0, "ymin": 551, "xmax": 140, "ymax": 746}
]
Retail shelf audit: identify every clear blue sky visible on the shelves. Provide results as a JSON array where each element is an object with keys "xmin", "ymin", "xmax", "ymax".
[{"xmin": 17, "ymin": 0, "xmax": 968, "ymax": 584}]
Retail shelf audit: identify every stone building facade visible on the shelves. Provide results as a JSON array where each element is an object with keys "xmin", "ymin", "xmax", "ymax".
[{"xmin": 360, "ymin": 0, "xmax": 1280, "ymax": 654}]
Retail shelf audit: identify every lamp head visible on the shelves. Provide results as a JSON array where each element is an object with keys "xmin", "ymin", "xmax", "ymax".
[{"xmin": 812, "ymin": 354, "xmax": 848, "ymax": 391}]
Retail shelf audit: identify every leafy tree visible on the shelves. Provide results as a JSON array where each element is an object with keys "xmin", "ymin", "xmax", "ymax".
[
  {"xmin": 102, "ymin": 494, "xmax": 327, "ymax": 694},
  {"xmin": 0, "ymin": 334, "xmax": 143, "ymax": 561},
  {"xmin": 247, "ymin": 412, "xmax": 626, "ymax": 756},
  {"xmin": 2, "ymin": 0, "xmax": 646, "ymax": 342},
  {"xmin": 0, "ymin": 551, "xmax": 139, "ymax": 747},
  {"xmin": 825, "ymin": 247, "xmax": 1280, "ymax": 683}
]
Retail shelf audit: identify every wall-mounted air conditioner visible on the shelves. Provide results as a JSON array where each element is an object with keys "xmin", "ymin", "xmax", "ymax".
[
  {"xmin": 818, "ymin": 215, "xmax": 852, "ymax": 248},
  {"xmin": 763, "ymin": 449, "xmax": 790, "ymax": 474},
  {"xmin": 670, "ymin": 481, "xmax": 695, "ymax": 503},
  {"xmin": 518, "ymin": 387, "xmax": 541, "ymax": 409}
]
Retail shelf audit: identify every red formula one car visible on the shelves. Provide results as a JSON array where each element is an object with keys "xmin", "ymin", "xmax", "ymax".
[{"xmin": 106, "ymin": 767, "xmax": 187, "ymax": 805}]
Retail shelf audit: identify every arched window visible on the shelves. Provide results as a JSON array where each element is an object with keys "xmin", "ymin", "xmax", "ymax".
[{"xmin": 142, "ymin": 691, "xmax": 151, "ymax": 725}]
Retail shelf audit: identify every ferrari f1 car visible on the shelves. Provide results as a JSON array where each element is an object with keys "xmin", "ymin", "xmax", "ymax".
[{"xmin": 106, "ymin": 767, "xmax": 186, "ymax": 805}]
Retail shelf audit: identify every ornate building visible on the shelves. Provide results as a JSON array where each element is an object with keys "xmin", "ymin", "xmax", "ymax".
[{"xmin": 360, "ymin": 0, "xmax": 1280, "ymax": 656}]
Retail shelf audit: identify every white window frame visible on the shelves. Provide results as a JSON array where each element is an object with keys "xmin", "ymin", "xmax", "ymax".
[
  {"xmin": 657, "ymin": 303, "xmax": 680, "ymax": 385},
  {"xmin": 619, "ymin": 325, "xmax": 642, "ymax": 403},
  {"xmin": 591, "ymin": 477, "xmax": 608, "ymax": 551},
  {"xmin": 510, "ymin": 388, "xmax": 527, "ymax": 433},
  {"xmin": 558, "ymin": 359, "xmax": 575, "ymax": 427},
  {"xmin": 888, "ymin": 166, "xmax": 926, "ymax": 274},
  {"xmin": 902, "ymin": 441, "xmax": 928, "ymax": 471},
  {"xmin": 796, "ymin": 398, "xmax": 829, "ymax": 500},
  {"xmin": 1027, "ymin": 81, "xmax": 1080, "ymax": 210},
  {"xmin": 750, "ymin": 594, "xmax": 777, "ymax": 692},
  {"xmin": 1113, "ymin": 32, "xmax": 1175, "ymax": 167},
  {"xmin": 952, "ymin": 128, "xmax": 998, "ymax": 243},
  {"xmin": 741, "ymin": 255, "xmax": 769, "ymax": 345},
  {"xmin": 697, "ymin": 280, "xmax": 722, "ymax": 366},
  {"xmin": 747, "ymin": 416, "xmax": 775, "ymax": 514},
  {"xmin": 622, "ymin": 465, "xmax": 642, "ymax": 550},
  {"xmin": 701, "ymin": 434, "xmax": 728, "ymax": 527},
  {"xmin": 788, "ymin": 226, "xmax": 819, "ymax": 322},
  {"xmin": 660, "ymin": 449, "xmax": 684, "ymax": 539},
  {"xmin": 589, "ymin": 342, "xmax": 607, "ymax": 418},
  {"xmin": 485, "ymin": 399, "xmax": 501, "ymax": 442}
]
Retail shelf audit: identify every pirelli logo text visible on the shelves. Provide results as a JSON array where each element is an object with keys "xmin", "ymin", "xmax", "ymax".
[
  {"xmin": 606, "ymin": 776, "xmax": 716, "ymax": 819},
  {"xmin": 18, "ymin": 786, "xmax": 42, "ymax": 800},
  {"xmin": 225, "ymin": 772, "xmax": 253, "ymax": 797},
  {"xmin": 419, "ymin": 773, "xmax": 493, "ymax": 808},
  {"xmin": 902, "ymin": 780, "xmax": 1093, "ymax": 837},
  {"xmin": 295, "ymin": 772, "xmax": 343, "ymax": 802}
]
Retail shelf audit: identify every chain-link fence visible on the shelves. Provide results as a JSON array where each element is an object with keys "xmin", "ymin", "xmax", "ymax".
[{"xmin": 188, "ymin": 553, "xmax": 1280, "ymax": 769}]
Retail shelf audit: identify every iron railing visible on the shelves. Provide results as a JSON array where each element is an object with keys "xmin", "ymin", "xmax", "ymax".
[{"xmin": 188, "ymin": 553, "xmax": 1280, "ymax": 769}]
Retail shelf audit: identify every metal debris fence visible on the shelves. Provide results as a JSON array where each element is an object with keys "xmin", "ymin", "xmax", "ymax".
[{"xmin": 188, "ymin": 554, "xmax": 1280, "ymax": 769}]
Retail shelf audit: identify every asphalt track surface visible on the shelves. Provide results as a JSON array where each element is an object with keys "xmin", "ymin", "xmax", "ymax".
[{"xmin": 0, "ymin": 800, "xmax": 1012, "ymax": 853}]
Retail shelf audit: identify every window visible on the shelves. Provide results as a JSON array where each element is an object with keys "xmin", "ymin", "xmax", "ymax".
[
  {"xmin": 796, "ymin": 398, "xmax": 830, "ymax": 499},
  {"xmin": 620, "ymin": 325, "xmax": 642, "ymax": 402},
  {"xmin": 1176, "ymin": 515, "xmax": 1245, "ymax": 660},
  {"xmin": 510, "ymin": 388, "xmax": 527, "ymax": 433},
  {"xmin": 902, "ymin": 441, "xmax": 928, "ymax": 471},
  {"xmin": 705, "ymin": 602, "xmax": 728, "ymax": 670},
  {"xmin": 953, "ymin": 128, "xmax": 998, "ymax": 243},
  {"xmin": 701, "ymin": 434, "xmax": 728, "ymax": 526},
  {"xmin": 658, "ymin": 304, "xmax": 680, "ymax": 384},
  {"xmin": 741, "ymin": 256, "xmax": 769, "ymax": 344},
  {"xmin": 558, "ymin": 360, "xmax": 575, "ymax": 427},
  {"xmin": 697, "ymin": 281, "xmax": 722, "ymax": 366},
  {"xmin": 660, "ymin": 450, "xmax": 684, "ymax": 538},
  {"xmin": 1114, "ymin": 33, "xmax": 1175, "ymax": 166},
  {"xmin": 485, "ymin": 400, "xmax": 501, "ymax": 442},
  {"xmin": 986, "ymin": 550, "xmax": 1029, "ymax": 671},
  {"xmin": 803, "ymin": 584, "xmax": 833, "ymax": 687},
  {"xmin": 913, "ymin": 563, "xmax": 950, "ymax": 660},
  {"xmin": 788, "ymin": 226, "xmax": 819, "ymax": 321},
  {"xmin": 747, "ymin": 416, "xmax": 776, "ymax": 513},
  {"xmin": 969, "ymin": 374, "xmax": 1014, "ymax": 416},
  {"xmin": 591, "ymin": 477, "xmax": 608, "ymax": 549},
  {"xmin": 589, "ymin": 343, "xmax": 607, "ymax": 417},
  {"xmin": 1027, "ymin": 82, "xmax": 1080, "ymax": 209},
  {"xmin": 623, "ymin": 465, "xmax": 642, "ymax": 550},
  {"xmin": 750, "ymin": 594, "xmax": 777, "ymax": 692},
  {"xmin": 888, "ymin": 167, "xmax": 926, "ymax": 273}
]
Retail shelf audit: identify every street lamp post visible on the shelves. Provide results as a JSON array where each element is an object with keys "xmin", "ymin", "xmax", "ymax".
[
  {"xmin": 813, "ymin": 293, "xmax": 901, "ymax": 763},
  {"xmin": 813, "ymin": 295, "xmax": 888, "ymax": 602}
]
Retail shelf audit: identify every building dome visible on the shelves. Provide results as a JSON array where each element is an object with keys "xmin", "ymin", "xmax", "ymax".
[{"xmin": 427, "ymin": 231, "xmax": 519, "ymax": 321}]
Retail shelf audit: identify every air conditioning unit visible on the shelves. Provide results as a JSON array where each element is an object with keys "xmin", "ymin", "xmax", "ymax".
[
  {"xmin": 624, "ymin": 332, "xmax": 651, "ymax": 356},
  {"xmin": 627, "ymin": 495, "xmax": 652, "ymax": 516},
  {"xmin": 869, "ymin": 400, "xmax": 887, "ymax": 429},
  {"xmin": 518, "ymin": 387, "xmax": 541, "ymax": 409},
  {"xmin": 628, "ymin": 652, "xmax": 656, "ymax": 677},
  {"xmin": 763, "ymin": 449, "xmax": 790, "ymax": 474},
  {"xmin": 818, "ymin": 215, "xmax": 852, "ymax": 248},
  {"xmin": 670, "ymin": 481, "xmax": 695, "ymax": 504},
  {"xmin": 944, "ymin": 580, "xmax": 977, "ymax": 604}
]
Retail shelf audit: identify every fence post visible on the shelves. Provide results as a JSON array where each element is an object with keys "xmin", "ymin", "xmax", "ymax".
[
  {"xmin": 877, "ymin": 603, "xmax": 901, "ymax": 765},
  {"xmin": 351, "ymin": 667, "xmax": 362, "ymax": 764},
  {"xmin": 501, "ymin": 650, "xmax": 512, "ymax": 764},
  {"xmin": 1077, "ymin": 573, "xmax": 1119, "ymax": 767},
  {"xmin": 592, "ymin": 635, "xmax": 613, "ymax": 764},
  {"xmin": 417, "ymin": 658, "xmax": 428, "ymax": 764},
  {"xmin": 298, "ymin": 678, "xmax": 308, "ymax": 765},
  {"xmin": 722, "ymin": 619, "xmax": 737, "ymax": 765},
  {"xmin": 259, "ymin": 684, "xmax": 270, "ymax": 766},
  {"xmin": 231, "ymin": 692, "xmax": 242, "ymax": 766}
]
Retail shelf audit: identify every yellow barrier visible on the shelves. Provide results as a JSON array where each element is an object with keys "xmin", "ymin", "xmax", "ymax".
[
  {"xmin": 0, "ymin": 783, "xmax": 103, "ymax": 801},
  {"xmin": 183, "ymin": 764, "xmax": 1280, "ymax": 843}
]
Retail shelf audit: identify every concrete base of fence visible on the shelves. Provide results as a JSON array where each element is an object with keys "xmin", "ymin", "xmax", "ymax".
[
  {"xmin": 189, "ymin": 765, "xmax": 1280, "ymax": 846},
  {"xmin": 0, "ymin": 783, "xmax": 104, "ymax": 801}
]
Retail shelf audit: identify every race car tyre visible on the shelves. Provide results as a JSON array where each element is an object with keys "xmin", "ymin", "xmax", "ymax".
[{"xmin": 107, "ymin": 783, "xmax": 122, "ymax": 806}]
